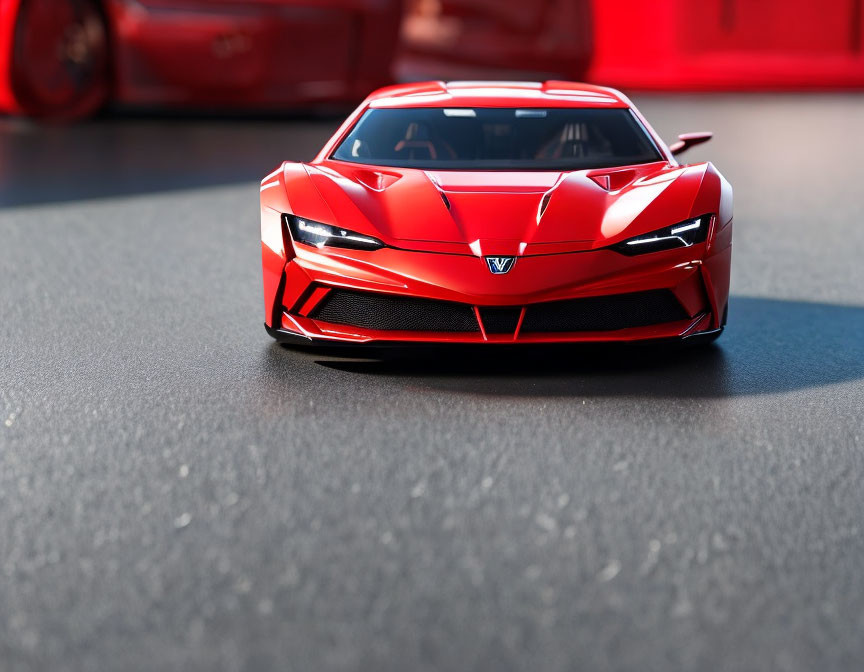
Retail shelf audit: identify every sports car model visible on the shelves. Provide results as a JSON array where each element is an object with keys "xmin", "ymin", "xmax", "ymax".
[
  {"xmin": 0, "ymin": 0, "xmax": 402, "ymax": 118},
  {"xmin": 261, "ymin": 80, "xmax": 732, "ymax": 345}
]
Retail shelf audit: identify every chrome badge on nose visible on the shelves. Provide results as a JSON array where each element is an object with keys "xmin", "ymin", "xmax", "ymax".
[{"xmin": 485, "ymin": 256, "xmax": 516, "ymax": 274}]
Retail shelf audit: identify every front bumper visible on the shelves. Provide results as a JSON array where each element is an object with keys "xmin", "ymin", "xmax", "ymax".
[{"xmin": 266, "ymin": 239, "xmax": 732, "ymax": 345}]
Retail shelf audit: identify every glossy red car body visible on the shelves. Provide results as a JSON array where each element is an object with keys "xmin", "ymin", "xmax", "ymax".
[
  {"xmin": 0, "ymin": 0, "xmax": 402, "ymax": 118},
  {"xmin": 261, "ymin": 81, "xmax": 732, "ymax": 346}
]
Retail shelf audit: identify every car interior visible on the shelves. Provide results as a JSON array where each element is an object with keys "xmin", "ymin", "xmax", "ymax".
[{"xmin": 334, "ymin": 107, "xmax": 662, "ymax": 169}]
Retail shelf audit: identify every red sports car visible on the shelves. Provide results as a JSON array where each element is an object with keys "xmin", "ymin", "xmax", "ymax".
[
  {"xmin": 0, "ymin": 0, "xmax": 402, "ymax": 118},
  {"xmin": 260, "ymin": 80, "xmax": 732, "ymax": 346}
]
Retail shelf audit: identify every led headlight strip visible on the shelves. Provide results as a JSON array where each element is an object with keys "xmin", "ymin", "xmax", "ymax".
[
  {"xmin": 284, "ymin": 215, "xmax": 385, "ymax": 251},
  {"xmin": 611, "ymin": 215, "xmax": 712, "ymax": 256}
]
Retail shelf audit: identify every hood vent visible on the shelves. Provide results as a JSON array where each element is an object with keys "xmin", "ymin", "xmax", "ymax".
[
  {"xmin": 439, "ymin": 190, "xmax": 451, "ymax": 210},
  {"xmin": 535, "ymin": 189, "xmax": 555, "ymax": 224},
  {"xmin": 538, "ymin": 191, "xmax": 552, "ymax": 218},
  {"xmin": 588, "ymin": 169, "xmax": 638, "ymax": 192},
  {"xmin": 353, "ymin": 169, "xmax": 401, "ymax": 191},
  {"xmin": 590, "ymin": 174, "xmax": 611, "ymax": 190}
]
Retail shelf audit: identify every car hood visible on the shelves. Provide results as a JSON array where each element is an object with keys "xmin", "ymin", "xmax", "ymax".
[{"xmin": 299, "ymin": 160, "xmax": 712, "ymax": 256}]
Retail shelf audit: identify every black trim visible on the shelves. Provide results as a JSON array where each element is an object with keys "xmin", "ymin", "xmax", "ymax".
[
  {"xmin": 290, "ymin": 282, "xmax": 319, "ymax": 315},
  {"xmin": 265, "ymin": 324, "xmax": 313, "ymax": 345},
  {"xmin": 681, "ymin": 326, "xmax": 723, "ymax": 345},
  {"xmin": 270, "ymin": 270, "xmax": 287, "ymax": 331}
]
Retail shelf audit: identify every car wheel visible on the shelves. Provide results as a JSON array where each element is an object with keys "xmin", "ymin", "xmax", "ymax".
[{"xmin": 10, "ymin": 0, "xmax": 109, "ymax": 118}]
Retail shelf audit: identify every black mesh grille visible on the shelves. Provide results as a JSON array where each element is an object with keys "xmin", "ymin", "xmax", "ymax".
[
  {"xmin": 521, "ymin": 290, "xmax": 689, "ymax": 333},
  {"xmin": 310, "ymin": 289, "xmax": 479, "ymax": 332},
  {"xmin": 479, "ymin": 307, "xmax": 522, "ymax": 334}
]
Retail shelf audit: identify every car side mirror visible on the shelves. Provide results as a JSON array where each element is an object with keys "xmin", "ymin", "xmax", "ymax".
[{"xmin": 669, "ymin": 132, "xmax": 713, "ymax": 156}]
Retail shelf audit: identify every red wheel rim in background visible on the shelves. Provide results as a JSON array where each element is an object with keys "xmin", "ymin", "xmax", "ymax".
[{"xmin": 11, "ymin": 0, "xmax": 109, "ymax": 118}]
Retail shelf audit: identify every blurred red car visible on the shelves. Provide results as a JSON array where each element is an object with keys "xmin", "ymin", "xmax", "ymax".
[
  {"xmin": 398, "ymin": 0, "xmax": 592, "ymax": 81},
  {"xmin": 0, "ymin": 0, "xmax": 402, "ymax": 118}
]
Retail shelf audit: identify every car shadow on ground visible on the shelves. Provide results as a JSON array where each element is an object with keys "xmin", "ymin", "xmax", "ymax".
[
  {"xmin": 0, "ymin": 112, "xmax": 343, "ymax": 207},
  {"xmin": 281, "ymin": 296, "xmax": 864, "ymax": 398}
]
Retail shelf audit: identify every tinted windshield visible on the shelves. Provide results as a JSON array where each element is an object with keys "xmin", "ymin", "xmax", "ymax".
[{"xmin": 332, "ymin": 107, "xmax": 663, "ymax": 170}]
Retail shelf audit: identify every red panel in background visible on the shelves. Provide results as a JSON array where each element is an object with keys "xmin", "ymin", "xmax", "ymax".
[
  {"xmin": 399, "ymin": 0, "xmax": 864, "ymax": 90},
  {"xmin": 397, "ymin": 0, "xmax": 593, "ymax": 81},
  {"xmin": 0, "ymin": 0, "xmax": 20, "ymax": 114},
  {"xmin": 589, "ymin": 0, "xmax": 864, "ymax": 89}
]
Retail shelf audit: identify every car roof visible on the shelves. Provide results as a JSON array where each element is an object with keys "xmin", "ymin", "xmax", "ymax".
[{"xmin": 365, "ymin": 81, "xmax": 630, "ymax": 109}]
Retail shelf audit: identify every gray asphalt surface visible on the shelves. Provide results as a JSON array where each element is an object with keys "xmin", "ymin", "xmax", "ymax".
[{"xmin": 1, "ymin": 95, "xmax": 863, "ymax": 672}]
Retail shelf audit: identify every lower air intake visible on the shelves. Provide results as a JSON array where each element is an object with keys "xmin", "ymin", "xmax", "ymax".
[
  {"xmin": 521, "ymin": 290, "xmax": 689, "ymax": 333},
  {"xmin": 478, "ymin": 307, "xmax": 522, "ymax": 334},
  {"xmin": 310, "ymin": 289, "xmax": 479, "ymax": 332}
]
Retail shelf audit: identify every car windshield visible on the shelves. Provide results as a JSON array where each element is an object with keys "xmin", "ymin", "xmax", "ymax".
[{"xmin": 331, "ymin": 107, "xmax": 663, "ymax": 171}]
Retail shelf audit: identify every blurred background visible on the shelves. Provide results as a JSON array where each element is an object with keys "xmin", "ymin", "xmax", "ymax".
[
  {"xmin": 1, "ymin": 0, "xmax": 863, "ymax": 120},
  {"xmin": 3, "ymin": 0, "xmax": 863, "ymax": 205},
  {"xmin": 3, "ymin": 3, "xmax": 864, "ymax": 671}
]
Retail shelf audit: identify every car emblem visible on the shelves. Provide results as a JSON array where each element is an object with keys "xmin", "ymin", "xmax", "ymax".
[{"xmin": 485, "ymin": 256, "xmax": 516, "ymax": 274}]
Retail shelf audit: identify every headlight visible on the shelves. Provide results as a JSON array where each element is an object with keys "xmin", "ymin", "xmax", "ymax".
[
  {"xmin": 284, "ymin": 215, "xmax": 385, "ymax": 251},
  {"xmin": 611, "ymin": 215, "xmax": 712, "ymax": 256}
]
